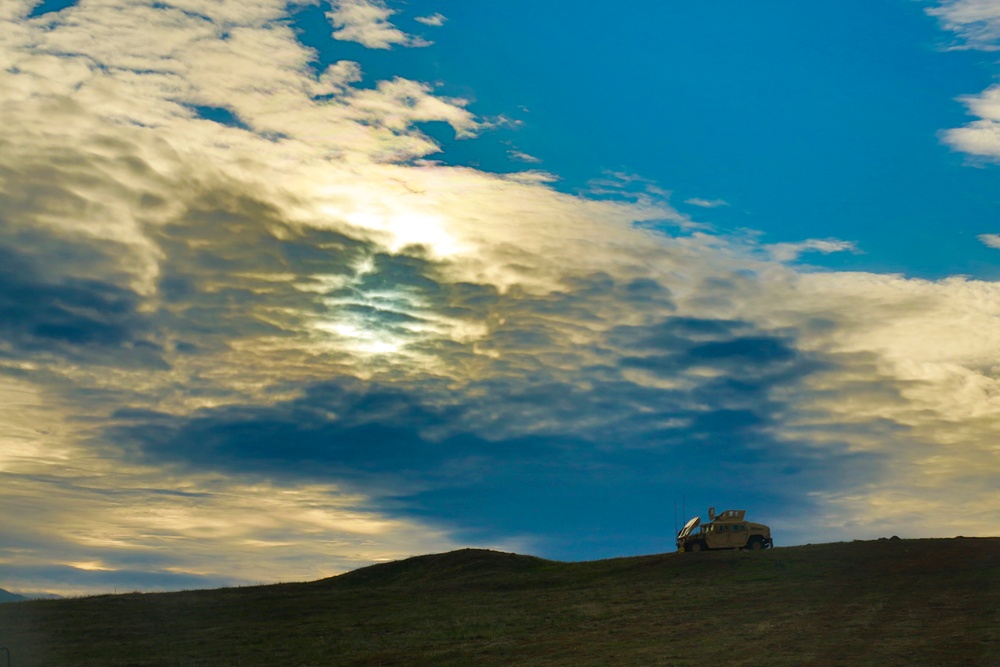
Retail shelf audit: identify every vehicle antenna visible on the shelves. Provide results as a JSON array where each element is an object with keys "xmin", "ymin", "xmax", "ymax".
[{"xmin": 674, "ymin": 499, "xmax": 678, "ymax": 537}]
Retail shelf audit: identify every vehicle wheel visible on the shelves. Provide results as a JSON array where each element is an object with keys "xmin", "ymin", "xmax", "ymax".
[
  {"xmin": 689, "ymin": 541, "xmax": 705, "ymax": 553},
  {"xmin": 747, "ymin": 538, "xmax": 764, "ymax": 551}
]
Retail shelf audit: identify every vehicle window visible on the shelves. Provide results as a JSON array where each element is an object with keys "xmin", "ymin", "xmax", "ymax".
[{"xmin": 718, "ymin": 525, "xmax": 729, "ymax": 532}]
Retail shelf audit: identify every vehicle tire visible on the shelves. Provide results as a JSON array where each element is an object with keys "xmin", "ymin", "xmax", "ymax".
[
  {"xmin": 689, "ymin": 541, "xmax": 705, "ymax": 553},
  {"xmin": 747, "ymin": 537, "xmax": 764, "ymax": 551}
]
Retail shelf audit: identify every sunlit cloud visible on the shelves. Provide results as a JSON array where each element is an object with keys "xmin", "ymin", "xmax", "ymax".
[
  {"xmin": 415, "ymin": 12, "xmax": 447, "ymax": 28},
  {"xmin": 508, "ymin": 149, "xmax": 542, "ymax": 164},
  {"xmin": 765, "ymin": 239, "xmax": 858, "ymax": 262},
  {"xmin": 929, "ymin": 1, "xmax": 1000, "ymax": 158},
  {"xmin": 327, "ymin": 0, "xmax": 428, "ymax": 49},
  {"xmin": 927, "ymin": 0, "xmax": 1000, "ymax": 50},
  {"xmin": 979, "ymin": 233, "xmax": 1000, "ymax": 248}
]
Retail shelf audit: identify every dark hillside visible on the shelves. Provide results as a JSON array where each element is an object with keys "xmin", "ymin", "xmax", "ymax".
[
  {"xmin": 326, "ymin": 547, "xmax": 554, "ymax": 589},
  {"xmin": 1, "ymin": 538, "xmax": 998, "ymax": 666}
]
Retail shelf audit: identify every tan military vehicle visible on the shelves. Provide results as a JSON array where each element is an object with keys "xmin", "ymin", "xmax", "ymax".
[{"xmin": 676, "ymin": 507, "xmax": 773, "ymax": 552}]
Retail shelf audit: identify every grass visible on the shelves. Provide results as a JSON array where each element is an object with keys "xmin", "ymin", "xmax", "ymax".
[{"xmin": 1, "ymin": 538, "xmax": 999, "ymax": 666}]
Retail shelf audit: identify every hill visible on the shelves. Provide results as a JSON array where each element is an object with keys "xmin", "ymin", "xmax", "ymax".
[
  {"xmin": 0, "ymin": 539, "xmax": 998, "ymax": 666},
  {"xmin": 0, "ymin": 588, "xmax": 26, "ymax": 604}
]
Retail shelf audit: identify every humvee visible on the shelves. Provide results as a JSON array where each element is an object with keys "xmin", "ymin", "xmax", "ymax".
[{"xmin": 676, "ymin": 507, "xmax": 773, "ymax": 552}]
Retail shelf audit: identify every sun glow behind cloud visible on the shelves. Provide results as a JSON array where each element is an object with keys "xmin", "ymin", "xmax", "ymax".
[{"xmin": 1, "ymin": 0, "xmax": 1000, "ymax": 595}]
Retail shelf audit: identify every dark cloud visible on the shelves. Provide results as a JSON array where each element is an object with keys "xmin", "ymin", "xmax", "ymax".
[
  {"xmin": 688, "ymin": 336, "xmax": 797, "ymax": 364},
  {"xmin": 0, "ymin": 241, "xmax": 166, "ymax": 367},
  {"xmin": 106, "ymin": 303, "xmax": 880, "ymax": 559},
  {"xmin": 617, "ymin": 319, "xmax": 821, "ymax": 407},
  {"xmin": 109, "ymin": 378, "xmax": 472, "ymax": 482}
]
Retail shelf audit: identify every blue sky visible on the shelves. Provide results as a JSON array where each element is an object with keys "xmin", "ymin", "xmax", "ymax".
[
  {"xmin": 317, "ymin": 0, "xmax": 1000, "ymax": 277},
  {"xmin": 3, "ymin": 0, "xmax": 1000, "ymax": 596}
]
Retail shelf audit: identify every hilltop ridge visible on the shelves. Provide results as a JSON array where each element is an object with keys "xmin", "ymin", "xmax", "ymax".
[{"xmin": 320, "ymin": 548, "xmax": 554, "ymax": 590}]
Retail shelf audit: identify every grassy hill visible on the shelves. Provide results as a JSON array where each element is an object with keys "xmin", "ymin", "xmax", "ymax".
[{"xmin": 1, "ymin": 538, "xmax": 998, "ymax": 666}]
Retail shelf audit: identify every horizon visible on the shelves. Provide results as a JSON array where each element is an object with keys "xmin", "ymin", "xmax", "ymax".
[
  {"xmin": 3, "ymin": 0, "xmax": 1000, "ymax": 596},
  {"xmin": 3, "ymin": 534, "xmax": 981, "ymax": 598}
]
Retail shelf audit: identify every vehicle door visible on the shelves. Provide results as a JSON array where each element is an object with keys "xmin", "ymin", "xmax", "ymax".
[
  {"xmin": 707, "ymin": 523, "xmax": 730, "ymax": 549},
  {"xmin": 729, "ymin": 523, "xmax": 748, "ymax": 548}
]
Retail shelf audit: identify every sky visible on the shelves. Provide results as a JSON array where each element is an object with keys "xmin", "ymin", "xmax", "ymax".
[{"xmin": 2, "ymin": 0, "xmax": 1000, "ymax": 596}]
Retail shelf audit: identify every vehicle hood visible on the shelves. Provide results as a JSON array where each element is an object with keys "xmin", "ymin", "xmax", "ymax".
[{"xmin": 677, "ymin": 516, "xmax": 700, "ymax": 539}]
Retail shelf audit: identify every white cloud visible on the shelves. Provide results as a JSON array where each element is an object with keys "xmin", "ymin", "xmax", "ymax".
[
  {"xmin": 684, "ymin": 197, "xmax": 729, "ymax": 208},
  {"xmin": 928, "ymin": 0, "xmax": 1000, "ymax": 50},
  {"xmin": 327, "ymin": 0, "xmax": 427, "ymax": 49},
  {"xmin": 930, "ymin": 2, "xmax": 1000, "ymax": 157},
  {"xmin": 978, "ymin": 233, "xmax": 1000, "ymax": 248},
  {"xmin": 942, "ymin": 85, "xmax": 1000, "ymax": 158},
  {"xmin": 766, "ymin": 239, "xmax": 857, "ymax": 262},
  {"xmin": 415, "ymin": 13, "xmax": 447, "ymax": 27},
  {"xmin": 508, "ymin": 149, "xmax": 542, "ymax": 163}
]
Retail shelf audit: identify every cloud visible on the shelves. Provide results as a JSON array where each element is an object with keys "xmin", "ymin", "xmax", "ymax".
[
  {"xmin": 508, "ymin": 149, "xmax": 542, "ymax": 164},
  {"xmin": 105, "ymin": 318, "xmax": 876, "ymax": 557},
  {"xmin": 942, "ymin": 85, "xmax": 1000, "ymax": 159},
  {"xmin": 684, "ymin": 198, "xmax": 729, "ymax": 208},
  {"xmin": 929, "ymin": 2, "xmax": 1000, "ymax": 158},
  {"xmin": 0, "ymin": 248, "xmax": 166, "ymax": 367},
  {"xmin": 327, "ymin": 0, "xmax": 428, "ymax": 49},
  {"xmin": 927, "ymin": 0, "xmax": 1000, "ymax": 50},
  {"xmin": 415, "ymin": 13, "xmax": 447, "ymax": 28},
  {"xmin": 0, "ymin": 377, "xmax": 475, "ymax": 596},
  {"xmin": 3, "ymin": 0, "xmax": 1000, "ymax": 594},
  {"xmin": 978, "ymin": 233, "xmax": 1000, "ymax": 248},
  {"xmin": 766, "ymin": 239, "xmax": 857, "ymax": 262}
]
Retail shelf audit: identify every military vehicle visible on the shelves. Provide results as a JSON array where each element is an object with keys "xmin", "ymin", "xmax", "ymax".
[{"xmin": 676, "ymin": 507, "xmax": 773, "ymax": 552}]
